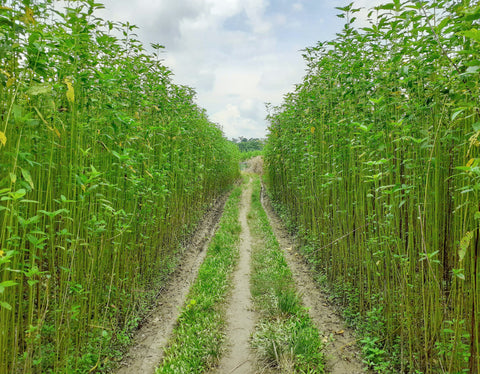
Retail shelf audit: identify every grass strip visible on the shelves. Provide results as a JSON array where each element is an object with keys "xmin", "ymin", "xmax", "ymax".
[
  {"xmin": 156, "ymin": 186, "xmax": 242, "ymax": 374},
  {"xmin": 248, "ymin": 176, "xmax": 324, "ymax": 373}
]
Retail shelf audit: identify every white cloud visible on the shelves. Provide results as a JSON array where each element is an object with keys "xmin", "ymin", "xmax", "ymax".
[
  {"xmin": 206, "ymin": 0, "xmax": 243, "ymax": 18},
  {"xmin": 293, "ymin": 2, "xmax": 304, "ymax": 12},
  {"xmin": 213, "ymin": 68, "xmax": 260, "ymax": 96},
  {"xmin": 94, "ymin": 0, "xmax": 207, "ymax": 48},
  {"xmin": 211, "ymin": 104, "xmax": 263, "ymax": 139}
]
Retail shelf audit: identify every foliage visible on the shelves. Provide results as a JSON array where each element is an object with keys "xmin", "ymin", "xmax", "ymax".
[
  {"xmin": 157, "ymin": 186, "xmax": 241, "ymax": 373},
  {"xmin": 264, "ymin": 1, "xmax": 480, "ymax": 372},
  {"xmin": 249, "ymin": 177, "xmax": 324, "ymax": 373},
  {"xmin": 239, "ymin": 150, "xmax": 263, "ymax": 162},
  {"xmin": 231, "ymin": 137, "xmax": 265, "ymax": 153},
  {"xmin": 0, "ymin": 1, "xmax": 239, "ymax": 372}
]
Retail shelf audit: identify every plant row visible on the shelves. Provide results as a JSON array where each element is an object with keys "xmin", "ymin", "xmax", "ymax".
[
  {"xmin": 264, "ymin": 1, "xmax": 480, "ymax": 372},
  {"xmin": 0, "ymin": 1, "xmax": 239, "ymax": 372}
]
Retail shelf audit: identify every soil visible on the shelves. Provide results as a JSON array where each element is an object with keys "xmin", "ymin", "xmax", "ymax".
[
  {"xmin": 114, "ymin": 193, "xmax": 229, "ymax": 374},
  {"xmin": 260, "ymin": 184, "xmax": 366, "ymax": 374},
  {"xmin": 215, "ymin": 178, "xmax": 256, "ymax": 374}
]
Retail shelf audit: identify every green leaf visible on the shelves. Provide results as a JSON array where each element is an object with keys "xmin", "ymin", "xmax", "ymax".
[
  {"xmin": 473, "ymin": 122, "xmax": 480, "ymax": 132},
  {"xmin": 459, "ymin": 29, "xmax": 480, "ymax": 42},
  {"xmin": 453, "ymin": 268, "xmax": 465, "ymax": 280},
  {"xmin": 377, "ymin": 3, "xmax": 395, "ymax": 10},
  {"xmin": 436, "ymin": 17, "xmax": 451, "ymax": 32},
  {"xmin": 27, "ymin": 83, "xmax": 52, "ymax": 96},
  {"xmin": 38, "ymin": 208, "xmax": 69, "ymax": 218},
  {"xmin": 19, "ymin": 199, "xmax": 38, "ymax": 204},
  {"xmin": 451, "ymin": 108, "xmax": 465, "ymax": 121},
  {"xmin": 335, "ymin": 3, "xmax": 354, "ymax": 12},
  {"xmin": 27, "ymin": 280, "xmax": 39, "ymax": 287},
  {"xmin": 10, "ymin": 189, "xmax": 26, "ymax": 200},
  {"xmin": 0, "ymin": 280, "xmax": 18, "ymax": 287},
  {"xmin": 64, "ymin": 78, "xmax": 75, "ymax": 103},
  {"xmin": 0, "ymin": 280, "xmax": 18, "ymax": 293},
  {"xmin": 0, "ymin": 301, "xmax": 12, "ymax": 310},
  {"xmin": 21, "ymin": 168, "xmax": 34, "ymax": 189},
  {"xmin": 466, "ymin": 66, "xmax": 480, "ymax": 74}
]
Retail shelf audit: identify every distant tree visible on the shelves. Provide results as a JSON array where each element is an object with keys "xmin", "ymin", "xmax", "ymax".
[{"xmin": 231, "ymin": 137, "xmax": 265, "ymax": 152}]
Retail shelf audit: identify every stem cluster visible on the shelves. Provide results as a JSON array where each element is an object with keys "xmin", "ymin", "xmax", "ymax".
[
  {"xmin": 265, "ymin": 1, "xmax": 480, "ymax": 372},
  {"xmin": 0, "ymin": 1, "xmax": 239, "ymax": 372}
]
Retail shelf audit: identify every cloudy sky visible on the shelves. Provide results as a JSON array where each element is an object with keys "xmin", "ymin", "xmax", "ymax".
[{"xmin": 94, "ymin": 0, "xmax": 386, "ymax": 140}]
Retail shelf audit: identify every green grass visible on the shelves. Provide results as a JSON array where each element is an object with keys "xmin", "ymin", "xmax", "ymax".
[
  {"xmin": 248, "ymin": 177, "xmax": 324, "ymax": 373},
  {"xmin": 156, "ymin": 186, "xmax": 242, "ymax": 373}
]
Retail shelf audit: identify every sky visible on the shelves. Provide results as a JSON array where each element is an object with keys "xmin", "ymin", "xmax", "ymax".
[{"xmin": 92, "ymin": 0, "xmax": 387, "ymax": 140}]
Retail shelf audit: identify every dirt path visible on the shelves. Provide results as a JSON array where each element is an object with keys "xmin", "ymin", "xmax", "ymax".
[
  {"xmin": 114, "ymin": 193, "xmax": 229, "ymax": 374},
  {"xmin": 260, "ymin": 184, "xmax": 365, "ymax": 374},
  {"xmin": 114, "ymin": 172, "xmax": 364, "ymax": 374},
  {"xmin": 215, "ymin": 178, "xmax": 256, "ymax": 374}
]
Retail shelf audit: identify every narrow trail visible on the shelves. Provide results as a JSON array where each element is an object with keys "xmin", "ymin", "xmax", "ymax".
[
  {"xmin": 114, "ymin": 194, "xmax": 228, "ymax": 374},
  {"xmin": 215, "ymin": 178, "xmax": 256, "ymax": 374},
  {"xmin": 260, "ymin": 184, "xmax": 365, "ymax": 374}
]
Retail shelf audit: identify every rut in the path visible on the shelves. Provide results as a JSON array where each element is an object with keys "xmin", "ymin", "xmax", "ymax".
[{"xmin": 216, "ymin": 179, "xmax": 256, "ymax": 374}]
